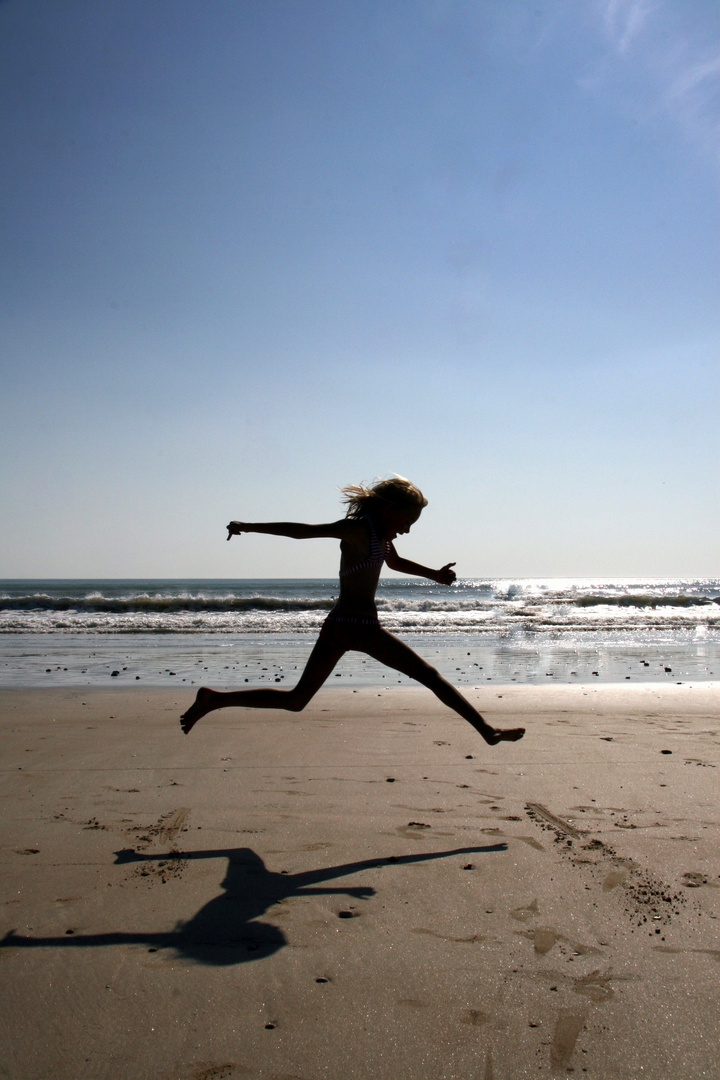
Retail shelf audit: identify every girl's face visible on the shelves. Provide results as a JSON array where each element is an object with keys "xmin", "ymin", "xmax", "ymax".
[{"xmin": 381, "ymin": 504, "xmax": 422, "ymax": 540}]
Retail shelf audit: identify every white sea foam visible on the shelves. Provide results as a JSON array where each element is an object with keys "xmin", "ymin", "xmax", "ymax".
[
  {"xmin": 1, "ymin": 578, "xmax": 718, "ymax": 636},
  {"xmin": 2, "ymin": 578, "xmax": 719, "ymax": 686}
]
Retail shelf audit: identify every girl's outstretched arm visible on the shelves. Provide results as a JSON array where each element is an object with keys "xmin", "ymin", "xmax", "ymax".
[
  {"xmin": 385, "ymin": 544, "xmax": 456, "ymax": 585},
  {"xmin": 227, "ymin": 519, "xmax": 353, "ymax": 542}
]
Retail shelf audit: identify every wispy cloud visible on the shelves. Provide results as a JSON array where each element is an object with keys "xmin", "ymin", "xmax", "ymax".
[
  {"xmin": 589, "ymin": 1, "xmax": 719, "ymax": 160},
  {"xmin": 662, "ymin": 47, "xmax": 720, "ymax": 151},
  {"xmin": 603, "ymin": 0, "xmax": 654, "ymax": 54}
]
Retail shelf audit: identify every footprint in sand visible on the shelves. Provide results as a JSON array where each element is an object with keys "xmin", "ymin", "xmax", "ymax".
[
  {"xmin": 655, "ymin": 946, "xmax": 720, "ymax": 962},
  {"xmin": 125, "ymin": 809, "xmax": 192, "ymax": 883},
  {"xmin": 550, "ymin": 1009, "xmax": 588, "ymax": 1068},
  {"xmin": 140, "ymin": 808, "xmax": 191, "ymax": 847},
  {"xmin": 515, "ymin": 836, "xmax": 545, "ymax": 851},
  {"xmin": 525, "ymin": 802, "xmax": 584, "ymax": 839},
  {"xmin": 518, "ymin": 926, "xmax": 602, "ymax": 957},
  {"xmin": 602, "ymin": 868, "xmax": 629, "ymax": 891},
  {"xmin": 573, "ymin": 969, "xmax": 616, "ymax": 1002},
  {"xmin": 460, "ymin": 1008, "xmax": 490, "ymax": 1026},
  {"xmin": 525, "ymin": 927, "xmax": 561, "ymax": 955},
  {"xmin": 510, "ymin": 898, "xmax": 539, "ymax": 922},
  {"xmin": 396, "ymin": 822, "xmax": 432, "ymax": 840},
  {"xmin": 189, "ymin": 1065, "xmax": 247, "ymax": 1080},
  {"xmin": 412, "ymin": 927, "xmax": 483, "ymax": 944},
  {"xmin": 682, "ymin": 871, "xmax": 709, "ymax": 888}
]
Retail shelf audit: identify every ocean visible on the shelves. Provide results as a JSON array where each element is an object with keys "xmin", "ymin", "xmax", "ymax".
[{"xmin": 1, "ymin": 578, "xmax": 718, "ymax": 690}]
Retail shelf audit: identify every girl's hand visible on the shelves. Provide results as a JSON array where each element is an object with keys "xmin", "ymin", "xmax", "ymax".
[
  {"xmin": 435, "ymin": 562, "xmax": 457, "ymax": 586},
  {"xmin": 226, "ymin": 521, "xmax": 245, "ymax": 541}
]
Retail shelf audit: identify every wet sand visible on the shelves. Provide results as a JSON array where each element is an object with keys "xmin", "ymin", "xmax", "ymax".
[{"xmin": 1, "ymin": 684, "xmax": 718, "ymax": 1079}]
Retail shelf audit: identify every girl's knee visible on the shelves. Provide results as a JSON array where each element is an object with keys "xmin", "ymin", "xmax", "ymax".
[
  {"xmin": 422, "ymin": 666, "xmax": 461, "ymax": 701},
  {"xmin": 285, "ymin": 687, "xmax": 313, "ymax": 712}
]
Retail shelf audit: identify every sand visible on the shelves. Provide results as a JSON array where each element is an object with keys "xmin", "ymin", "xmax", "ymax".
[{"xmin": 1, "ymin": 683, "xmax": 718, "ymax": 1079}]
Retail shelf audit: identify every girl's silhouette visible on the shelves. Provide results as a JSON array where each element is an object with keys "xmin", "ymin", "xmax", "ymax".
[{"xmin": 181, "ymin": 477, "xmax": 524, "ymax": 745}]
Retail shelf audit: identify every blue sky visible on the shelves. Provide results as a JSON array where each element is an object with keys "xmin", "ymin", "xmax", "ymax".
[{"xmin": 1, "ymin": 0, "xmax": 717, "ymax": 578}]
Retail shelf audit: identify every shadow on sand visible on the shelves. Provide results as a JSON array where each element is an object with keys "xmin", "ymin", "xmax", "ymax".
[{"xmin": 1, "ymin": 842, "xmax": 507, "ymax": 966}]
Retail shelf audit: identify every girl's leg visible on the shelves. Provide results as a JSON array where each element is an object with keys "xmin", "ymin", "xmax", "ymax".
[
  {"xmin": 359, "ymin": 628, "xmax": 524, "ymax": 745},
  {"xmin": 180, "ymin": 635, "xmax": 346, "ymax": 733}
]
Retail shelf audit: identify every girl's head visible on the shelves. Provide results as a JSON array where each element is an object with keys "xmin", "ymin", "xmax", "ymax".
[{"xmin": 341, "ymin": 476, "xmax": 428, "ymax": 537}]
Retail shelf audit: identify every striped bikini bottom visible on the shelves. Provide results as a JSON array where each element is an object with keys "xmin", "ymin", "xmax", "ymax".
[{"xmin": 319, "ymin": 609, "xmax": 381, "ymax": 639}]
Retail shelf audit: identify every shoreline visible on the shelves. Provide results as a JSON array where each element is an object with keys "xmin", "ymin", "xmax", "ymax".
[
  {"xmin": 2, "ymin": 628, "xmax": 718, "ymax": 689},
  {"xmin": 1, "ymin": 684, "xmax": 718, "ymax": 1079},
  {"xmin": 3, "ymin": 677, "xmax": 720, "ymax": 699}
]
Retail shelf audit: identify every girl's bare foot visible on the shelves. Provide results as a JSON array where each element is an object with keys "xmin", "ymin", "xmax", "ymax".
[
  {"xmin": 180, "ymin": 687, "xmax": 216, "ymax": 734},
  {"xmin": 479, "ymin": 724, "xmax": 525, "ymax": 745}
]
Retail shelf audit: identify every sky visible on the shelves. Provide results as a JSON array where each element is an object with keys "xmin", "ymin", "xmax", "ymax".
[{"xmin": 1, "ymin": 0, "xmax": 718, "ymax": 579}]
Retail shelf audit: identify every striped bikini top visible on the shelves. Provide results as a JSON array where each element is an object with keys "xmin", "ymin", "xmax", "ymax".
[{"xmin": 339, "ymin": 515, "xmax": 390, "ymax": 579}]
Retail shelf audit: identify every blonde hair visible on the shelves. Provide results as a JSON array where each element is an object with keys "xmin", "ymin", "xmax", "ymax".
[{"xmin": 340, "ymin": 476, "xmax": 428, "ymax": 519}]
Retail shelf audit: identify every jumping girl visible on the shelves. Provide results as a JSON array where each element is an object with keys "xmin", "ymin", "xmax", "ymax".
[{"xmin": 180, "ymin": 477, "xmax": 525, "ymax": 745}]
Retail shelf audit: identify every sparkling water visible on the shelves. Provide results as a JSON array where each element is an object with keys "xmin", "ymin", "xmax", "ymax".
[{"xmin": 1, "ymin": 578, "xmax": 718, "ymax": 686}]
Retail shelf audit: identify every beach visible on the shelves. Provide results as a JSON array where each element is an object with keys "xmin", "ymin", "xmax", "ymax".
[{"xmin": 1, "ymin": 683, "xmax": 718, "ymax": 1079}]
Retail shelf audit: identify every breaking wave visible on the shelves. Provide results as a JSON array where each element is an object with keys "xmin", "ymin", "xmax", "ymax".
[{"xmin": 1, "ymin": 577, "xmax": 719, "ymax": 635}]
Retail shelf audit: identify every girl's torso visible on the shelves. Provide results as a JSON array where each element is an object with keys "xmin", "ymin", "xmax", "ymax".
[{"xmin": 334, "ymin": 515, "xmax": 389, "ymax": 616}]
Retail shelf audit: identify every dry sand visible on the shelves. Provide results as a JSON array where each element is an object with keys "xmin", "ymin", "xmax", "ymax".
[{"xmin": 1, "ymin": 683, "xmax": 718, "ymax": 1079}]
